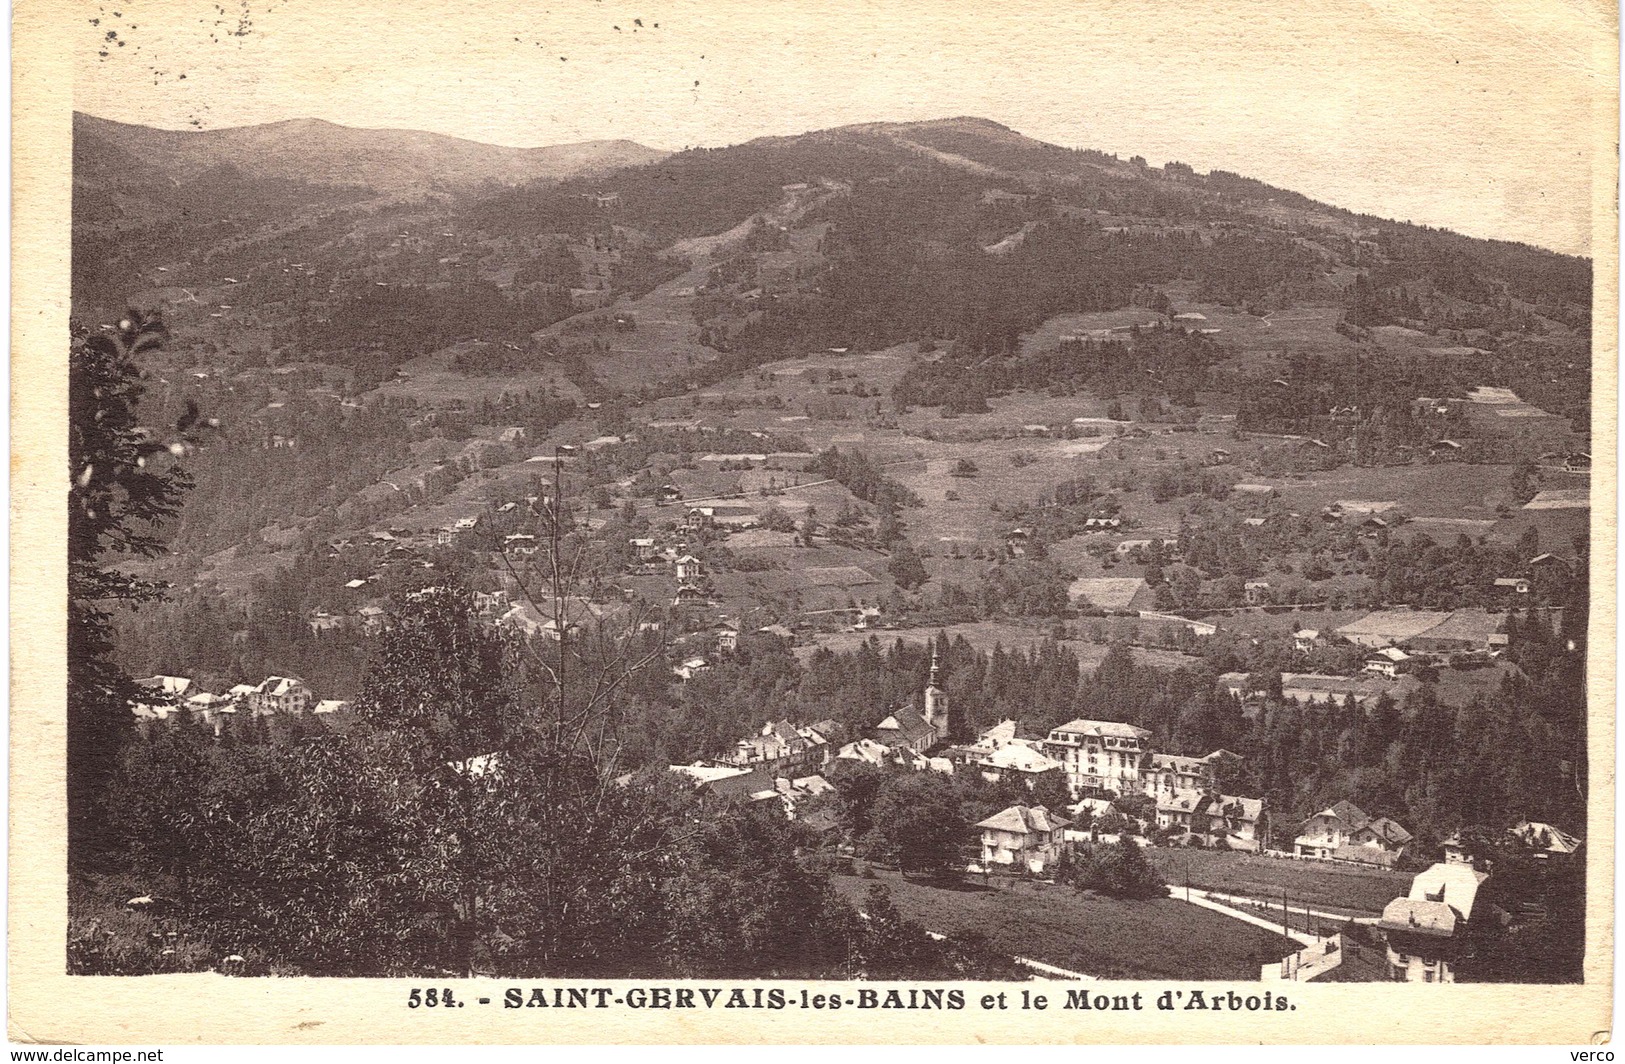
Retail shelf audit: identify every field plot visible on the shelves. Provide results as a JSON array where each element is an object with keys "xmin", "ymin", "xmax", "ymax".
[
  {"xmin": 533, "ymin": 266, "xmax": 721, "ymax": 392},
  {"xmin": 831, "ymin": 870, "xmax": 1295, "ymax": 980},
  {"xmin": 798, "ymin": 621, "xmax": 1201, "ymax": 670},
  {"xmin": 1146, "ymin": 849, "xmax": 1411, "ymax": 916},
  {"xmin": 1240, "ymin": 463, "xmax": 1514, "ymax": 519},
  {"xmin": 369, "ymin": 342, "xmax": 580, "ymax": 406},
  {"xmin": 1017, "ymin": 309, "xmax": 1167, "ymax": 356},
  {"xmin": 1209, "ymin": 608, "xmax": 1370, "ymax": 637}
]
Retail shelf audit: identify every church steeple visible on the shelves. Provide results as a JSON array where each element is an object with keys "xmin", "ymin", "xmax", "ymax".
[{"xmin": 923, "ymin": 645, "xmax": 949, "ymax": 740}]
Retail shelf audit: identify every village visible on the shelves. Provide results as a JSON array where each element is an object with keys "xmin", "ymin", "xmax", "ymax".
[
  {"xmin": 69, "ymin": 99, "xmax": 1594, "ymax": 989},
  {"xmin": 129, "ymin": 593, "xmax": 1585, "ymax": 987}
]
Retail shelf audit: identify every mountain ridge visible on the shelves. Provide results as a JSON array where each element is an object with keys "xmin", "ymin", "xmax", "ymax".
[{"xmin": 73, "ymin": 111, "xmax": 669, "ymax": 193}]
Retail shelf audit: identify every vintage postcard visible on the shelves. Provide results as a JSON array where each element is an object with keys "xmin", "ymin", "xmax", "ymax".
[{"xmin": 10, "ymin": 0, "xmax": 1618, "ymax": 1046}]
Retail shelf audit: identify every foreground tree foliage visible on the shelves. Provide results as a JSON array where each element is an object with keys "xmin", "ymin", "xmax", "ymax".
[
  {"xmin": 77, "ymin": 585, "xmax": 1023, "ymax": 978},
  {"xmin": 68, "ymin": 312, "xmax": 205, "ymax": 867},
  {"xmin": 1062, "ymin": 837, "xmax": 1168, "ymax": 900}
]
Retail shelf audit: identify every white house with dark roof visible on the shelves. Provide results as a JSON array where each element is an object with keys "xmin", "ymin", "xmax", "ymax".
[
  {"xmin": 947, "ymin": 720, "xmax": 1062, "ymax": 786},
  {"xmin": 976, "ymin": 805, "xmax": 1071, "ymax": 874},
  {"xmin": 1296, "ymin": 800, "xmax": 1411, "ymax": 866},
  {"xmin": 1364, "ymin": 646, "xmax": 1414, "ymax": 678},
  {"xmin": 248, "ymin": 676, "xmax": 314, "ymax": 717},
  {"xmin": 1379, "ymin": 862, "xmax": 1489, "ymax": 982}
]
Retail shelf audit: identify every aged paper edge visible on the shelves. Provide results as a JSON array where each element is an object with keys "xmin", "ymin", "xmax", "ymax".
[{"xmin": 8, "ymin": 0, "xmax": 1618, "ymax": 1044}]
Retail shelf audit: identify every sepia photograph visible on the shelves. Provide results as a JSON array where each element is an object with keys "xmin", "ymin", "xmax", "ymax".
[{"xmin": 11, "ymin": 0, "xmax": 1618, "ymax": 1045}]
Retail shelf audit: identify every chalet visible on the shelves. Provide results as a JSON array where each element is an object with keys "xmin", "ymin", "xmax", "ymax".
[
  {"xmin": 1293, "ymin": 629, "xmax": 1323, "ymax": 653},
  {"xmin": 1564, "ymin": 452, "xmax": 1591, "ymax": 473},
  {"xmin": 835, "ymin": 737, "xmax": 893, "ymax": 767},
  {"xmin": 976, "ymin": 805, "xmax": 1070, "ymax": 875},
  {"xmin": 674, "ymin": 555, "xmax": 704, "ymax": 582},
  {"xmin": 1156, "ymin": 790, "xmax": 1213, "ymax": 838},
  {"xmin": 629, "ymin": 537, "xmax": 659, "ymax": 561},
  {"xmin": 657, "ymin": 485, "xmax": 683, "ymax": 505},
  {"xmin": 1380, "ymin": 862, "xmax": 1489, "ymax": 982},
  {"xmin": 1082, "ymin": 517, "xmax": 1122, "ymax": 531},
  {"xmin": 1351, "ymin": 816, "xmax": 1414, "ymax": 855},
  {"xmin": 312, "ymin": 700, "xmax": 357, "ymax": 734},
  {"xmin": 1244, "ymin": 580, "xmax": 1271, "ymax": 605},
  {"xmin": 1005, "ymin": 527, "xmax": 1030, "ymax": 557},
  {"xmin": 1359, "ymin": 515, "xmax": 1389, "ymax": 537},
  {"xmin": 503, "ymin": 534, "xmax": 539, "ymax": 557},
  {"xmin": 308, "ymin": 611, "xmax": 346, "ymax": 634},
  {"xmin": 1528, "ymin": 553, "xmax": 1572, "ymax": 576},
  {"xmin": 1428, "ymin": 439, "xmax": 1464, "ymax": 460},
  {"xmin": 1494, "ymin": 576, "xmax": 1532, "ymax": 595},
  {"xmin": 1116, "ymin": 538, "xmax": 1179, "ymax": 557},
  {"xmin": 473, "ymin": 590, "xmax": 511, "ymax": 617},
  {"xmin": 672, "ymin": 584, "xmax": 709, "ymax": 607},
  {"xmin": 185, "ymin": 692, "xmax": 236, "ymax": 735},
  {"xmin": 131, "ymin": 676, "xmax": 197, "ymax": 724},
  {"xmin": 498, "ymin": 426, "xmax": 528, "ymax": 444},
  {"xmin": 671, "ymin": 764, "xmax": 779, "ymax": 804},
  {"xmin": 725, "ymin": 720, "xmax": 819, "ymax": 770},
  {"xmin": 1509, "ymin": 821, "xmax": 1583, "ymax": 860},
  {"xmin": 1212, "ymin": 796, "xmax": 1269, "ymax": 852},
  {"xmin": 673, "ymin": 657, "xmax": 712, "ymax": 681},
  {"xmin": 682, "ymin": 507, "xmax": 716, "ymax": 531},
  {"xmin": 248, "ymin": 676, "xmax": 314, "ymax": 717},
  {"xmin": 947, "ymin": 721, "xmax": 1063, "ymax": 787},
  {"xmin": 851, "ymin": 606, "xmax": 882, "ymax": 630},
  {"xmin": 1297, "ymin": 800, "xmax": 1411, "ymax": 866},
  {"xmin": 1142, "ymin": 749, "xmax": 1242, "ymax": 797},
  {"xmin": 775, "ymin": 774, "xmax": 837, "ymax": 821},
  {"xmin": 713, "ymin": 621, "xmax": 740, "ymax": 652},
  {"xmin": 1295, "ymin": 800, "xmax": 1370, "ymax": 858},
  {"xmin": 137, "ymin": 675, "xmax": 197, "ymax": 702},
  {"xmin": 1364, "ymin": 646, "xmax": 1413, "ymax": 678},
  {"xmin": 1043, "ymin": 719, "xmax": 1152, "ymax": 797}
]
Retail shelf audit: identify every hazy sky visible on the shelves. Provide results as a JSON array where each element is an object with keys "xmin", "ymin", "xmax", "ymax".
[{"xmin": 73, "ymin": 0, "xmax": 1615, "ymax": 255}]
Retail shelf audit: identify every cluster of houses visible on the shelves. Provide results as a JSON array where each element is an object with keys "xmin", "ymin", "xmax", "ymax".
[
  {"xmin": 1372, "ymin": 821, "xmax": 1583, "ymax": 982},
  {"xmin": 1213, "ymin": 603, "xmax": 1562, "ymax": 712},
  {"xmin": 130, "ymin": 674, "xmax": 353, "ymax": 735},
  {"xmin": 664, "ymin": 651, "xmax": 958, "ymax": 827},
  {"xmin": 627, "ymin": 535, "xmax": 719, "ymax": 609},
  {"xmin": 666, "ymin": 649, "xmax": 1283, "ymax": 878},
  {"xmin": 1293, "ymin": 800, "xmax": 1414, "ymax": 868}
]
